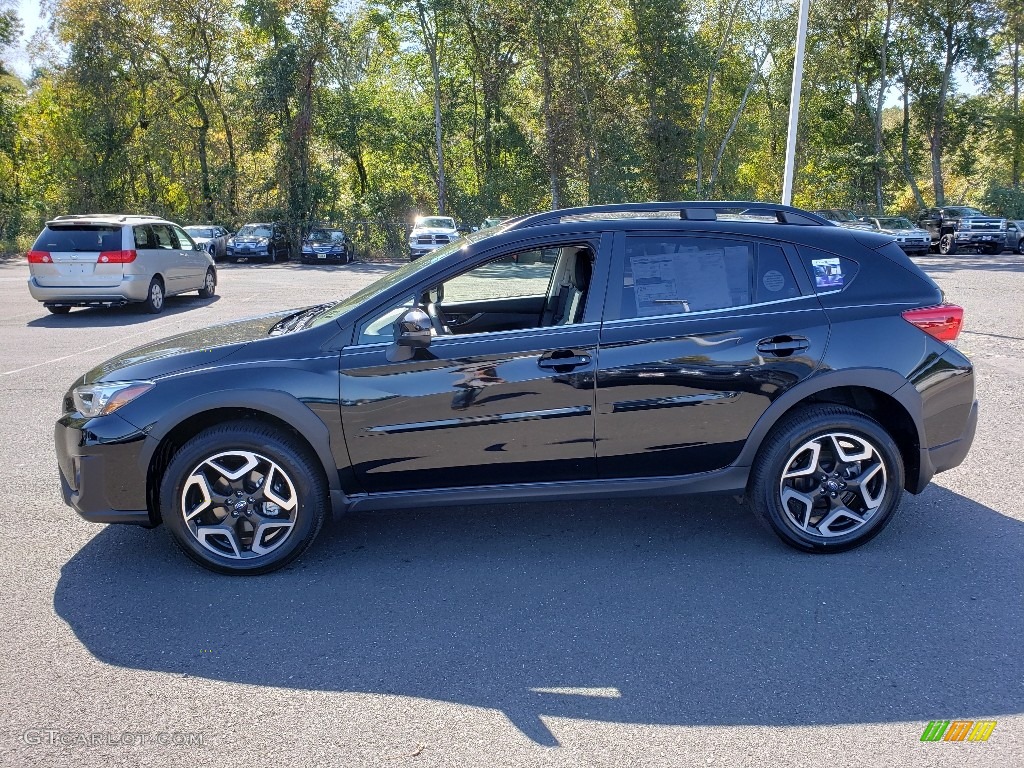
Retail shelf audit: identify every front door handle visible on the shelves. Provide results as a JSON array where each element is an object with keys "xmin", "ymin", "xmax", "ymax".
[
  {"xmin": 756, "ymin": 336, "xmax": 810, "ymax": 356},
  {"xmin": 539, "ymin": 352, "xmax": 592, "ymax": 371}
]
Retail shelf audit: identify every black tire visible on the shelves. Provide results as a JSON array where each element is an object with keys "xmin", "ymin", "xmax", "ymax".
[
  {"xmin": 198, "ymin": 267, "xmax": 216, "ymax": 299},
  {"xmin": 938, "ymin": 234, "xmax": 958, "ymax": 255},
  {"xmin": 982, "ymin": 243, "xmax": 1000, "ymax": 255},
  {"xmin": 159, "ymin": 421, "xmax": 328, "ymax": 575},
  {"xmin": 46, "ymin": 305, "xmax": 71, "ymax": 315},
  {"xmin": 143, "ymin": 277, "xmax": 165, "ymax": 314},
  {"xmin": 1018, "ymin": 239, "xmax": 1024, "ymax": 255},
  {"xmin": 748, "ymin": 405, "xmax": 904, "ymax": 553}
]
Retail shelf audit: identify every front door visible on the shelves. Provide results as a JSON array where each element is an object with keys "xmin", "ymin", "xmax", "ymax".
[{"xmin": 338, "ymin": 238, "xmax": 608, "ymax": 493}]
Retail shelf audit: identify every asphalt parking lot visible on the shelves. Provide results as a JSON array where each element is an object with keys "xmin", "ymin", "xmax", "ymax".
[{"xmin": 0, "ymin": 254, "xmax": 1021, "ymax": 768}]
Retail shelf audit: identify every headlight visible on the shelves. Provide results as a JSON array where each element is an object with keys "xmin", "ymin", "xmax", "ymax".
[
  {"xmin": 408, "ymin": 236, "xmax": 417, "ymax": 245},
  {"xmin": 258, "ymin": 237, "xmax": 270, "ymax": 245},
  {"xmin": 71, "ymin": 381, "xmax": 154, "ymax": 418},
  {"xmin": 227, "ymin": 238, "xmax": 235, "ymax": 246}
]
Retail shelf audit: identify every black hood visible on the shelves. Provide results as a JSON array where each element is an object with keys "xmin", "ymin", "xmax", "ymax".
[{"xmin": 81, "ymin": 311, "xmax": 296, "ymax": 384}]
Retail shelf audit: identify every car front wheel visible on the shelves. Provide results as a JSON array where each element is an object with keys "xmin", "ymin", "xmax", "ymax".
[
  {"xmin": 938, "ymin": 234, "xmax": 958, "ymax": 255},
  {"xmin": 160, "ymin": 422, "xmax": 327, "ymax": 575},
  {"xmin": 748, "ymin": 405, "xmax": 904, "ymax": 553},
  {"xmin": 198, "ymin": 268, "xmax": 216, "ymax": 298}
]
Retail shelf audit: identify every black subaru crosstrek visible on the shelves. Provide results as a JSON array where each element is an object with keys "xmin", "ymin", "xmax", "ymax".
[{"xmin": 55, "ymin": 202, "xmax": 978, "ymax": 574}]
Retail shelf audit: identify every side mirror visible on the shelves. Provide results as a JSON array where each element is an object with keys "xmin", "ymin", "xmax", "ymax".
[{"xmin": 394, "ymin": 307, "xmax": 432, "ymax": 348}]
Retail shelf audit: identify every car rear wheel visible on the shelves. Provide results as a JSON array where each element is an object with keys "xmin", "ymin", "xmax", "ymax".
[
  {"xmin": 938, "ymin": 234, "xmax": 958, "ymax": 255},
  {"xmin": 983, "ymin": 243, "xmax": 1001, "ymax": 255},
  {"xmin": 143, "ymin": 278, "xmax": 165, "ymax": 314},
  {"xmin": 748, "ymin": 405, "xmax": 904, "ymax": 553},
  {"xmin": 46, "ymin": 305, "xmax": 71, "ymax": 315},
  {"xmin": 1017, "ymin": 239, "xmax": 1024, "ymax": 254},
  {"xmin": 160, "ymin": 422, "xmax": 327, "ymax": 575},
  {"xmin": 198, "ymin": 268, "xmax": 216, "ymax": 299}
]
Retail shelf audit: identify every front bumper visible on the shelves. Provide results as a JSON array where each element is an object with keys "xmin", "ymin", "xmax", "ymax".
[
  {"xmin": 228, "ymin": 245, "xmax": 270, "ymax": 258},
  {"xmin": 55, "ymin": 411, "xmax": 157, "ymax": 526},
  {"xmin": 954, "ymin": 232, "xmax": 1003, "ymax": 245}
]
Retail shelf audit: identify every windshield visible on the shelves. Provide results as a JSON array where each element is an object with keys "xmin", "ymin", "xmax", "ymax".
[
  {"xmin": 416, "ymin": 217, "xmax": 456, "ymax": 230},
  {"xmin": 307, "ymin": 229, "xmax": 344, "ymax": 242},
  {"xmin": 309, "ymin": 229, "xmax": 496, "ymax": 330},
  {"xmin": 237, "ymin": 225, "xmax": 273, "ymax": 238},
  {"xmin": 878, "ymin": 217, "xmax": 914, "ymax": 230},
  {"xmin": 947, "ymin": 207, "xmax": 985, "ymax": 217},
  {"xmin": 185, "ymin": 227, "xmax": 215, "ymax": 237}
]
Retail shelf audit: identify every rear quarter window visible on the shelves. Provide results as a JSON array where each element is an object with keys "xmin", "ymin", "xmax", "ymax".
[{"xmin": 33, "ymin": 226, "xmax": 121, "ymax": 252}]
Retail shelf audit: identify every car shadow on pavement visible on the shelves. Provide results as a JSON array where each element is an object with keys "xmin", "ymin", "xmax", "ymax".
[
  {"xmin": 53, "ymin": 486, "xmax": 1023, "ymax": 746},
  {"xmin": 25, "ymin": 295, "xmax": 221, "ymax": 328}
]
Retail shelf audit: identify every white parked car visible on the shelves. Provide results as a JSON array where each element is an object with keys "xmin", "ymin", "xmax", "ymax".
[
  {"xmin": 408, "ymin": 215, "xmax": 460, "ymax": 260},
  {"xmin": 26, "ymin": 214, "xmax": 217, "ymax": 315},
  {"xmin": 183, "ymin": 224, "xmax": 231, "ymax": 260},
  {"xmin": 858, "ymin": 216, "xmax": 932, "ymax": 255}
]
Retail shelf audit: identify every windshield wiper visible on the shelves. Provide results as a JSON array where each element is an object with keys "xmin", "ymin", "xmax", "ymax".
[{"xmin": 269, "ymin": 303, "xmax": 334, "ymax": 335}]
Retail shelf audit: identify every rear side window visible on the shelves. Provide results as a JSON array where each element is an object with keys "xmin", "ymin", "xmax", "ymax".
[
  {"xmin": 797, "ymin": 246, "xmax": 860, "ymax": 293},
  {"xmin": 32, "ymin": 226, "xmax": 121, "ymax": 252},
  {"xmin": 612, "ymin": 235, "xmax": 800, "ymax": 320}
]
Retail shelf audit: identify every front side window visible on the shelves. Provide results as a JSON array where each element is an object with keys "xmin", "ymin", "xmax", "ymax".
[
  {"xmin": 440, "ymin": 250, "xmax": 556, "ymax": 304},
  {"xmin": 614, "ymin": 236, "xmax": 800, "ymax": 320},
  {"xmin": 173, "ymin": 226, "xmax": 196, "ymax": 250}
]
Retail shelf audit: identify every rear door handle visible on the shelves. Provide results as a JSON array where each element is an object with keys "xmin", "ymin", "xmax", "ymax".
[
  {"xmin": 539, "ymin": 352, "xmax": 592, "ymax": 370},
  {"xmin": 756, "ymin": 336, "xmax": 810, "ymax": 356}
]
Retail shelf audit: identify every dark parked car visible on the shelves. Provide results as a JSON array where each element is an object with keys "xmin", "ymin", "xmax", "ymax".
[
  {"xmin": 55, "ymin": 202, "xmax": 977, "ymax": 574},
  {"xmin": 301, "ymin": 228, "xmax": 351, "ymax": 264},
  {"xmin": 916, "ymin": 207, "xmax": 1006, "ymax": 255},
  {"xmin": 1005, "ymin": 220, "xmax": 1024, "ymax": 253},
  {"xmin": 810, "ymin": 209, "xmax": 873, "ymax": 230},
  {"xmin": 226, "ymin": 222, "xmax": 289, "ymax": 262}
]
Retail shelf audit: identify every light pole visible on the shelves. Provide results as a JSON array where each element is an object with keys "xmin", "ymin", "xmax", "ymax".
[{"xmin": 782, "ymin": 0, "xmax": 811, "ymax": 206}]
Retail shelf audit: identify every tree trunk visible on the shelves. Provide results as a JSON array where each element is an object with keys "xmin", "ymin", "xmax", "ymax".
[
  {"xmin": 872, "ymin": 0, "xmax": 893, "ymax": 213},
  {"xmin": 696, "ymin": 0, "xmax": 742, "ymax": 197},
  {"xmin": 417, "ymin": 1, "xmax": 447, "ymax": 215},
  {"xmin": 193, "ymin": 95, "xmax": 215, "ymax": 222},
  {"xmin": 930, "ymin": 22, "xmax": 956, "ymax": 206},
  {"xmin": 899, "ymin": 59, "xmax": 926, "ymax": 209},
  {"xmin": 1013, "ymin": 32, "xmax": 1021, "ymax": 188}
]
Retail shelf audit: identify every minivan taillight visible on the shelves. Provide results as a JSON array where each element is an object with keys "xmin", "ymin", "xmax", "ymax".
[
  {"xmin": 26, "ymin": 251, "xmax": 52, "ymax": 263},
  {"xmin": 98, "ymin": 250, "xmax": 137, "ymax": 263},
  {"xmin": 902, "ymin": 304, "xmax": 964, "ymax": 342}
]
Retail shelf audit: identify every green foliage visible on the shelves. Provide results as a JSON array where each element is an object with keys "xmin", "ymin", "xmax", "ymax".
[{"xmin": 0, "ymin": 0, "xmax": 1021, "ymax": 258}]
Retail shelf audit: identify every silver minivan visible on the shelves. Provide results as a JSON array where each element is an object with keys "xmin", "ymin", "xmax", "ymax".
[{"xmin": 26, "ymin": 214, "xmax": 217, "ymax": 315}]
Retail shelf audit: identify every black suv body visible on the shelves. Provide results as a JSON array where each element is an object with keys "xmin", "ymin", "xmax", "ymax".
[{"xmin": 55, "ymin": 202, "xmax": 978, "ymax": 574}]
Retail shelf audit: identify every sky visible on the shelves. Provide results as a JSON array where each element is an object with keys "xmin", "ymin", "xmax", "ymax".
[{"xmin": 10, "ymin": 0, "xmax": 45, "ymax": 79}]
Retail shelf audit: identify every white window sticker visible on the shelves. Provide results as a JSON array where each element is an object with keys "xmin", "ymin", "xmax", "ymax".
[{"xmin": 811, "ymin": 257, "xmax": 844, "ymax": 289}]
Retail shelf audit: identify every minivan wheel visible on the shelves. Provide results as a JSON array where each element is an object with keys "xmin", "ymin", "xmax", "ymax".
[
  {"xmin": 748, "ymin": 405, "xmax": 904, "ymax": 553},
  {"xmin": 160, "ymin": 422, "xmax": 327, "ymax": 575},
  {"xmin": 143, "ymin": 278, "xmax": 165, "ymax": 314},
  {"xmin": 198, "ymin": 268, "xmax": 216, "ymax": 298},
  {"xmin": 938, "ymin": 234, "xmax": 958, "ymax": 255}
]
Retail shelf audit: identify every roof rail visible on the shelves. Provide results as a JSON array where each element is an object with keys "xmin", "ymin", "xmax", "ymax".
[{"xmin": 504, "ymin": 201, "xmax": 831, "ymax": 230}]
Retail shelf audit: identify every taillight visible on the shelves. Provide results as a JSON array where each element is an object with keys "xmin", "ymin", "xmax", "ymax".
[
  {"xmin": 902, "ymin": 303, "xmax": 964, "ymax": 342},
  {"xmin": 26, "ymin": 250, "xmax": 52, "ymax": 263},
  {"xmin": 98, "ymin": 249, "xmax": 137, "ymax": 263}
]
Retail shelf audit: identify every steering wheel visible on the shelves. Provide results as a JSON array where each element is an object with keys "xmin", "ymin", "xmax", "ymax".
[{"xmin": 426, "ymin": 302, "xmax": 451, "ymax": 336}]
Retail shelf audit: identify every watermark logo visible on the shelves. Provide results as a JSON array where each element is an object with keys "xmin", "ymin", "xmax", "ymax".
[
  {"xmin": 920, "ymin": 720, "xmax": 997, "ymax": 742},
  {"xmin": 23, "ymin": 730, "xmax": 206, "ymax": 748}
]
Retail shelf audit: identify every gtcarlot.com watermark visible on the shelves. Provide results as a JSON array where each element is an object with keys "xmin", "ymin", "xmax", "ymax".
[{"xmin": 23, "ymin": 730, "xmax": 206, "ymax": 748}]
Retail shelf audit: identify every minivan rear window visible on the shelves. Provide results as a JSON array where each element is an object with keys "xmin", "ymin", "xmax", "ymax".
[{"xmin": 33, "ymin": 226, "xmax": 121, "ymax": 252}]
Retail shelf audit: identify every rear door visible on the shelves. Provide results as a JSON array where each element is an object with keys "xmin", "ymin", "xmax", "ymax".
[
  {"xmin": 29, "ymin": 224, "xmax": 125, "ymax": 288},
  {"xmin": 595, "ymin": 231, "xmax": 830, "ymax": 478}
]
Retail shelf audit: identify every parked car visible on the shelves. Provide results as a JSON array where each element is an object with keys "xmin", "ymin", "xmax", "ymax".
[
  {"xmin": 301, "ymin": 228, "xmax": 351, "ymax": 264},
  {"xmin": 226, "ymin": 222, "xmax": 289, "ymax": 262},
  {"xmin": 408, "ymin": 215, "xmax": 459, "ymax": 260},
  {"xmin": 857, "ymin": 216, "xmax": 932, "ymax": 255},
  {"xmin": 184, "ymin": 225, "xmax": 231, "ymax": 261},
  {"xmin": 916, "ymin": 206, "xmax": 1007, "ymax": 255},
  {"xmin": 1005, "ymin": 220, "xmax": 1024, "ymax": 253},
  {"xmin": 810, "ymin": 209, "xmax": 874, "ymax": 230},
  {"xmin": 54, "ymin": 201, "xmax": 977, "ymax": 574},
  {"xmin": 27, "ymin": 214, "xmax": 217, "ymax": 315}
]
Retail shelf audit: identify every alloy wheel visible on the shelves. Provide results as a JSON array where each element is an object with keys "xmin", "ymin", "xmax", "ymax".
[
  {"xmin": 180, "ymin": 450, "xmax": 298, "ymax": 560},
  {"xmin": 778, "ymin": 432, "xmax": 887, "ymax": 539}
]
